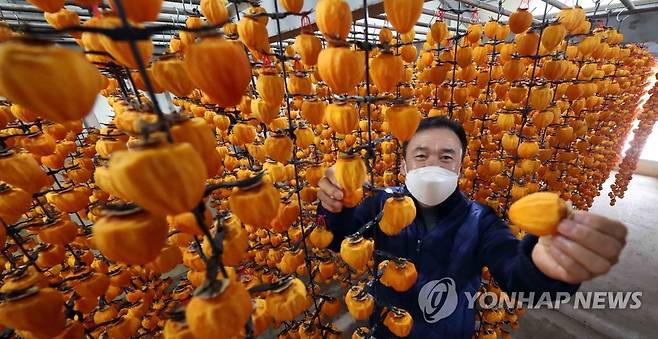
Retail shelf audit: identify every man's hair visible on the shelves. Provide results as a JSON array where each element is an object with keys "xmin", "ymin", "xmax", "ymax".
[{"xmin": 401, "ymin": 116, "xmax": 468, "ymax": 159}]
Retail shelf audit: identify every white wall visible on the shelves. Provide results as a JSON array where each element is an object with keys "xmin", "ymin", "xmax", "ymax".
[
  {"xmin": 90, "ymin": 95, "xmax": 113, "ymax": 126},
  {"xmin": 86, "ymin": 92, "xmax": 176, "ymax": 128}
]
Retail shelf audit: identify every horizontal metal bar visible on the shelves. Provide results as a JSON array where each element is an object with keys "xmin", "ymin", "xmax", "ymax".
[
  {"xmin": 540, "ymin": 0, "xmax": 567, "ymax": 10},
  {"xmin": 0, "ymin": 3, "xmax": 81, "ymax": 14},
  {"xmin": 374, "ymin": 13, "xmax": 465, "ymax": 33},
  {"xmin": 163, "ymin": 0, "xmax": 201, "ymax": 5},
  {"xmin": 0, "ymin": 2, "xmax": 191, "ymax": 21},
  {"xmin": 457, "ymin": 0, "xmax": 511, "ymax": 17},
  {"xmin": 4, "ymin": 21, "xmax": 173, "ymax": 42},
  {"xmin": 353, "ymin": 20, "xmax": 429, "ymax": 34},
  {"xmin": 543, "ymin": 2, "xmax": 658, "ymax": 19},
  {"xmin": 620, "ymin": 0, "xmax": 637, "ymax": 10},
  {"xmin": 421, "ymin": 8, "xmax": 482, "ymax": 23},
  {"xmin": 6, "ymin": 11, "xmax": 185, "ymax": 29},
  {"xmin": 42, "ymin": 37, "xmax": 169, "ymax": 47},
  {"xmin": 588, "ymin": 3, "xmax": 658, "ymax": 19}
]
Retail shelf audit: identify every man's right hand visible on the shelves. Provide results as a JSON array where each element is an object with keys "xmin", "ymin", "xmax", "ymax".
[{"xmin": 318, "ymin": 165, "xmax": 345, "ymax": 213}]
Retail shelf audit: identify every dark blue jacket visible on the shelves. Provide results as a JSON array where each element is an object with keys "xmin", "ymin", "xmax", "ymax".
[{"xmin": 318, "ymin": 187, "xmax": 580, "ymax": 338}]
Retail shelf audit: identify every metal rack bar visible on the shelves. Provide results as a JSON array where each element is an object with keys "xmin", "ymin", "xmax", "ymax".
[
  {"xmin": 540, "ymin": 0, "xmax": 568, "ymax": 10},
  {"xmin": 620, "ymin": 0, "xmax": 637, "ymax": 10},
  {"xmin": 459, "ymin": 0, "xmax": 512, "ymax": 16}
]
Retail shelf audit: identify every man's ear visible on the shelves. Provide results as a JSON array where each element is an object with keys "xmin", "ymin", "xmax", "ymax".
[{"xmin": 400, "ymin": 158, "xmax": 407, "ymax": 176}]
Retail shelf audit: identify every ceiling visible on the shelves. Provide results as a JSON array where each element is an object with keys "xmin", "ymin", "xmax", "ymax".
[{"xmin": 2, "ymin": 0, "xmax": 658, "ymax": 52}]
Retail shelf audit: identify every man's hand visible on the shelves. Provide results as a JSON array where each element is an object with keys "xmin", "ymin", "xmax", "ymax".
[
  {"xmin": 531, "ymin": 211, "xmax": 627, "ymax": 284},
  {"xmin": 318, "ymin": 166, "xmax": 344, "ymax": 213}
]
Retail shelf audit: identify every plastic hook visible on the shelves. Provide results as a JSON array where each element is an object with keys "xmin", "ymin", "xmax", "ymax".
[
  {"xmin": 604, "ymin": 0, "xmax": 615, "ymax": 12},
  {"xmin": 615, "ymin": 8, "xmax": 630, "ymax": 23},
  {"xmin": 190, "ymin": 0, "xmax": 201, "ymax": 16},
  {"xmin": 590, "ymin": 0, "xmax": 602, "ymax": 17}
]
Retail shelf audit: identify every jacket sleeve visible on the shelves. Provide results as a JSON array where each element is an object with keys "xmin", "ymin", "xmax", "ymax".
[
  {"xmin": 317, "ymin": 192, "xmax": 383, "ymax": 252},
  {"xmin": 477, "ymin": 207, "xmax": 580, "ymax": 300}
]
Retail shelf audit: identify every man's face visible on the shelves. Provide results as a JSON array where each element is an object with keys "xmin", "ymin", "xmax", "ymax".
[{"xmin": 402, "ymin": 128, "xmax": 463, "ymax": 174}]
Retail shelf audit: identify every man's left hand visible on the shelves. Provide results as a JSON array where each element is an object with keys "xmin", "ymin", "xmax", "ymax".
[{"xmin": 531, "ymin": 211, "xmax": 628, "ymax": 284}]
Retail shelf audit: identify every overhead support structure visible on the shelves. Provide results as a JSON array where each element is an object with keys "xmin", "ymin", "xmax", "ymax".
[
  {"xmin": 620, "ymin": 0, "xmax": 637, "ymax": 10},
  {"xmin": 539, "ymin": 0, "xmax": 567, "ymax": 10},
  {"xmin": 162, "ymin": 0, "xmax": 201, "ymax": 4},
  {"xmin": 353, "ymin": 21, "xmax": 429, "ymax": 36},
  {"xmin": 539, "ymin": 0, "xmax": 657, "ymax": 20},
  {"xmin": 0, "ymin": 2, "xmax": 191, "ymax": 24},
  {"xmin": 267, "ymin": 1, "xmax": 388, "ymax": 42},
  {"xmin": 457, "ymin": 0, "xmax": 512, "ymax": 16},
  {"xmin": 421, "ymin": 8, "xmax": 482, "ymax": 24}
]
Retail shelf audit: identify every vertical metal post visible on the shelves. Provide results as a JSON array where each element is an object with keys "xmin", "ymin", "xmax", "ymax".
[
  {"xmin": 469, "ymin": 0, "xmax": 505, "ymax": 197},
  {"xmin": 271, "ymin": 0, "xmax": 323, "ymax": 329},
  {"xmin": 111, "ymin": 0, "xmax": 172, "ymax": 142},
  {"xmin": 501, "ymin": 0, "xmax": 551, "ymax": 215},
  {"xmin": 448, "ymin": 1, "xmax": 463, "ymax": 118}
]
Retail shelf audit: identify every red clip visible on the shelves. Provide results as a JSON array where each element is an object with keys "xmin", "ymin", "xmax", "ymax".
[
  {"xmin": 300, "ymin": 15, "xmax": 311, "ymax": 33},
  {"xmin": 317, "ymin": 215, "xmax": 326, "ymax": 227},
  {"xmin": 471, "ymin": 9, "xmax": 479, "ymax": 23},
  {"xmin": 437, "ymin": 8, "xmax": 445, "ymax": 22},
  {"xmin": 91, "ymin": 5, "xmax": 101, "ymax": 18},
  {"xmin": 263, "ymin": 55, "xmax": 272, "ymax": 68}
]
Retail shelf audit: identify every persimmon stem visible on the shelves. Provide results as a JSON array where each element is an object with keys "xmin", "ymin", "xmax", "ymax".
[{"xmin": 192, "ymin": 202, "xmax": 228, "ymax": 280}]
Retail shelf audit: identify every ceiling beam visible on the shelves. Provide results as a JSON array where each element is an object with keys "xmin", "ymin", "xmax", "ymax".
[
  {"xmin": 374, "ymin": 13, "xmax": 465, "ymax": 33},
  {"xmin": 0, "ymin": 3, "xmax": 81, "ymax": 14},
  {"xmin": 457, "ymin": 0, "xmax": 511, "ymax": 17},
  {"xmin": 6, "ymin": 10, "xmax": 183, "ymax": 27},
  {"xmin": 162, "ymin": 0, "xmax": 201, "ymax": 5},
  {"xmin": 421, "ymin": 8, "xmax": 482, "ymax": 24},
  {"xmin": 588, "ymin": 3, "xmax": 658, "ymax": 20},
  {"xmin": 353, "ymin": 21, "xmax": 429, "ymax": 36},
  {"xmin": 540, "ymin": 0, "xmax": 567, "ymax": 10},
  {"xmin": 5, "ymin": 21, "xmax": 172, "ymax": 43},
  {"xmin": 620, "ymin": 0, "xmax": 637, "ymax": 10},
  {"xmin": 267, "ymin": 1, "xmax": 388, "ymax": 42},
  {"xmin": 353, "ymin": 18, "xmax": 430, "ymax": 32},
  {"xmin": 0, "ymin": 2, "xmax": 194, "ymax": 19},
  {"xmin": 532, "ymin": 1, "xmax": 658, "ymax": 21},
  {"xmin": 0, "ymin": 3, "xmax": 187, "ymax": 24}
]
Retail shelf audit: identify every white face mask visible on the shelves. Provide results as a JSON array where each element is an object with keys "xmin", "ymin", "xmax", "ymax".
[{"xmin": 404, "ymin": 166, "xmax": 459, "ymax": 206}]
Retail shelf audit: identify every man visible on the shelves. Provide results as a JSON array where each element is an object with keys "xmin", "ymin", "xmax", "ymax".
[{"xmin": 317, "ymin": 117, "xmax": 627, "ymax": 338}]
